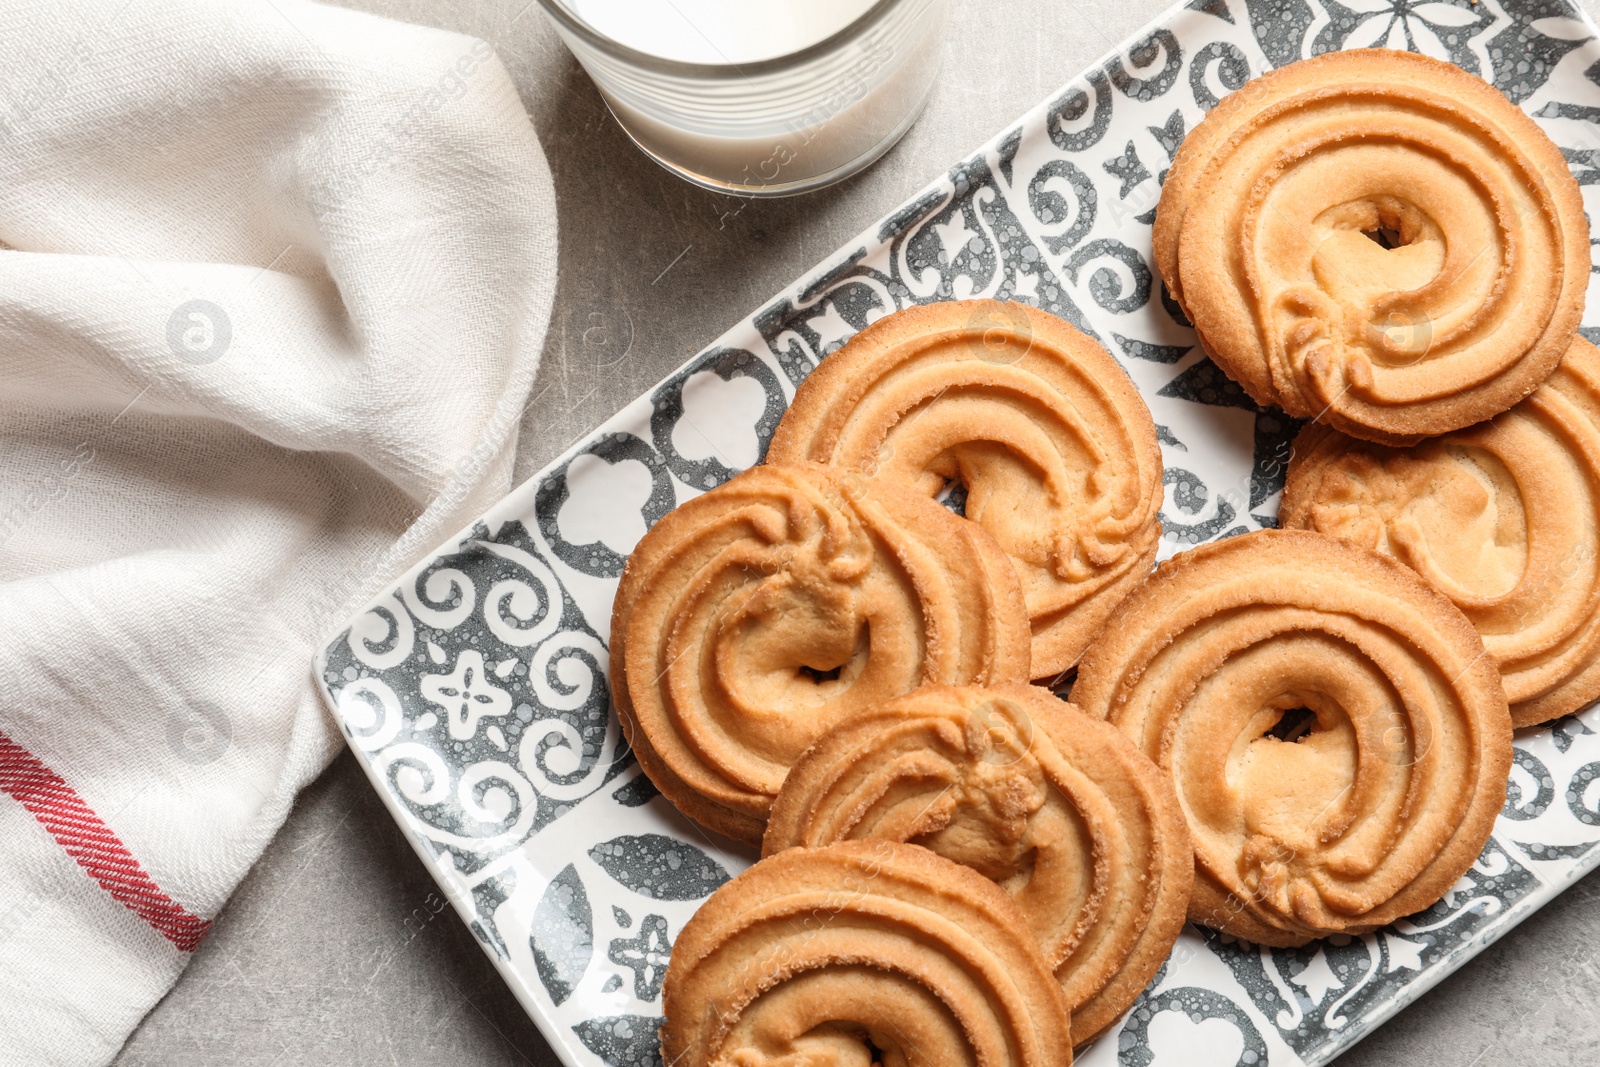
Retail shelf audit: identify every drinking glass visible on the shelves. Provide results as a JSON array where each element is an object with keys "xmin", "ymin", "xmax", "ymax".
[{"xmin": 536, "ymin": 0, "xmax": 948, "ymax": 196}]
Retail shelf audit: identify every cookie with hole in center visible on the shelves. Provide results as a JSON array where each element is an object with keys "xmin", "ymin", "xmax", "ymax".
[
  {"xmin": 763, "ymin": 683, "xmax": 1191, "ymax": 1046},
  {"xmin": 610, "ymin": 462, "xmax": 1031, "ymax": 844},
  {"xmin": 1072, "ymin": 529, "xmax": 1511, "ymax": 946},
  {"xmin": 1153, "ymin": 49, "xmax": 1587, "ymax": 444},
  {"xmin": 766, "ymin": 299, "xmax": 1162, "ymax": 679}
]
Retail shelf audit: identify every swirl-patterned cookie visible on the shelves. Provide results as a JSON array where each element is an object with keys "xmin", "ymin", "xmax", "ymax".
[
  {"xmin": 766, "ymin": 300, "xmax": 1163, "ymax": 678},
  {"xmin": 1153, "ymin": 49, "xmax": 1587, "ymax": 444},
  {"xmin": 763, "ymin": 684, "xmax": 1191, "ymax": 1044},
  {"xmin": 1282, "ymin": 338, "xmax": 1600, "ymax": 728},
  {"xmin": 661, "ymin": 840, "xmax": 1074, "ymax": 1067},
  {"xmin": 1073, "ymin": 529, "xmax": 1511, "ymax": 946},
  {"xmin": 610, "ymin": 462, "xmax": 1031, "ymax": 843}
]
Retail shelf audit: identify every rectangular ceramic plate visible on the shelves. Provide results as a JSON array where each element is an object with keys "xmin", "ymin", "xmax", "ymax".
[{"xmin": 314, "ymin": 1, "xmax": 1600, "ymax": 1063}]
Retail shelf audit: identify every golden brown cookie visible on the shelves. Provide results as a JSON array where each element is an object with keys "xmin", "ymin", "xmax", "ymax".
[
  {"xmin": 766, "ymin": 300, "xmax": 1162, "ymax": 678},
  {"xmin": 661, "ymin": 840, "xmax": 1074, "ymax": 1067},
  {"xmin": 610, "ymin": 462, "xmax": 1031, "ymax": 844},
  {"xmin": 762, "ymin": 683, "xmax": 1191, "ymax": 1045},
  {"xmin": 1153, "ymin": 49, "xmax": 1587, "ymax": 444},
  {"xmin": 1282, "ymin": 338, "xmax": 1600, "ymax": 727},
  {"xmin": 1073, "ymin": 529, "xmax": 1511, "ymax": 947}
]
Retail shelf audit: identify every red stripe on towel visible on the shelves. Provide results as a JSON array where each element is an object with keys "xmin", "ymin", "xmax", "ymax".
[{"xmin": 0, "ymin": 731, "xmax": 211, "ymax": 952}]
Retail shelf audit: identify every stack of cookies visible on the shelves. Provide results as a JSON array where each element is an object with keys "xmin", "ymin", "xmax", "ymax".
[
  {"xmin": 1155, "ymin": 46, "xmax": 1597, "ymax": 730},
  {"xmin": 612, "ymin": 301, "xmax": 1175, "ymax": 1062},
  {"xmin": 608, "ymin": 46, "xmax": 1587, "ymax": 1066}
]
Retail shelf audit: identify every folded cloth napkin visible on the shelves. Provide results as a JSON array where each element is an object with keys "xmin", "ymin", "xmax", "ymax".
[{"xmin": 0, "ymin": 1, "xmax": 556, "ymax": 1062}]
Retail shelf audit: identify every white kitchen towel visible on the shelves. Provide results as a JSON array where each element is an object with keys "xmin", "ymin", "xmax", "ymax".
[{"xmin": 0, "ymin": 1, "xmax": 557, "ymax": 1063}]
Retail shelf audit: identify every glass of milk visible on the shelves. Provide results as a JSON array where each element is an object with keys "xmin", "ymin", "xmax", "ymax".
[{"xmin": 537, "ymin": 0, "xmax": 947, "ymax": 196}]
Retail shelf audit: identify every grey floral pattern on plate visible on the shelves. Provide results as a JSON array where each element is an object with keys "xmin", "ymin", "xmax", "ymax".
[{"xmin": 315, "ymin": 1, "xmax": 1600, "ymax": 1064}]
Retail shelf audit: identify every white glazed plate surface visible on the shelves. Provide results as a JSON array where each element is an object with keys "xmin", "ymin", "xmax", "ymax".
[{"xmin": 315, "ymin": 1, "xmax": 1600, "ymax": 1063}]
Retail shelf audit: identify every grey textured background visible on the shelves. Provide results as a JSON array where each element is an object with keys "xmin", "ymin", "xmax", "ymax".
[{"xmin": 111, "ymin": 0, "xmax": 1600, "ymax": 1064}]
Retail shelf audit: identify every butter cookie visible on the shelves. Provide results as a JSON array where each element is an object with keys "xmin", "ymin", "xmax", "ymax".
[
  {"xmin": 1153, "ymin": 49, "xmax": 1586, "ymax": 443},
  {"xmin": 1283, "ymin": 338, "xmax": 1600, "ymax": 727},
  {"xmin": 661, "ymin": 840, "xmax": 1074, "ymax": 1067},
  {"xmin": 766, "ymin": 300, "xmax": 1162, "ymax": 677},
  {"xmin": 611, "ymin": 463, "xmax": 1031, "ymax": 843},
  {"xmin": 1073, "ymin": 529, "xmax": 1511, "ymax": 946},
  {"xmin": 763, "ymin": 683, "xmax": 1191, "ymax": 1044}
]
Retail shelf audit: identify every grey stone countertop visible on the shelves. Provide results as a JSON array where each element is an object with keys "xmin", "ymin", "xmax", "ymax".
[{"xmin": 112, "ymin": 0, "xmax": 1600, "ymax": 1064}]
